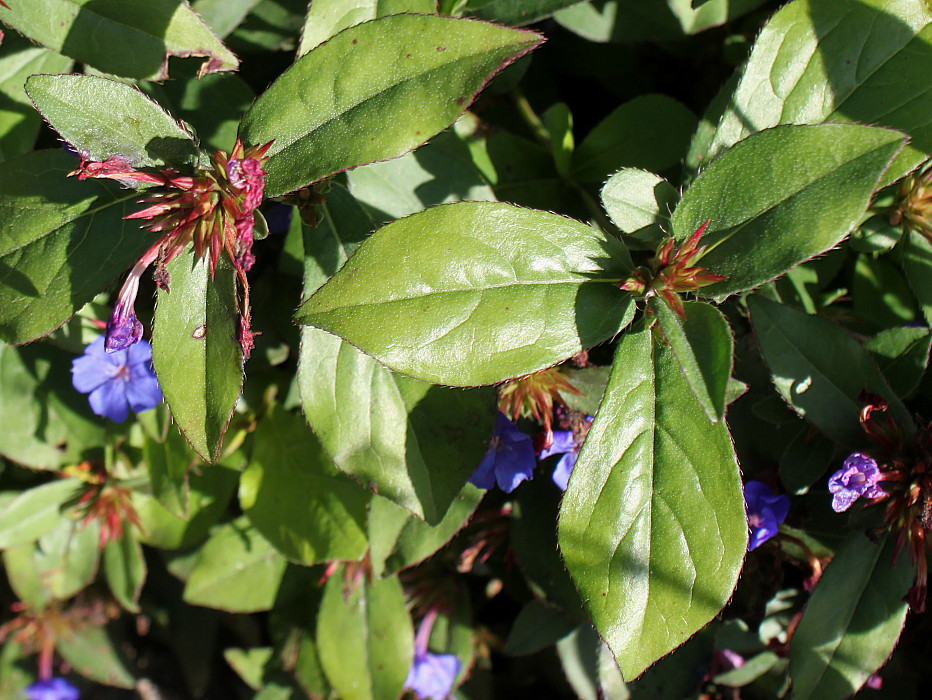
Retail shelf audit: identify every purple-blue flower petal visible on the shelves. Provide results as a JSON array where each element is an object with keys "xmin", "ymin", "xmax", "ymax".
[
  {"xmin": 744, "ymin": 481, "xmax": 790, "ymax": 551},
  {"xmin": 468, "ymin": 413, "xmax": 536, "ymax": 493},
  {"xmin": 88, "ymin": 378, "xmax": 131, "ymax": 422},
  {"xmin": 24, "ymin": 677, "xmax": 80, "ymax": 700},
  {"xmin": 405, "ymin": 652, "xmax": 462, "ymax": 700},
  {"xmin": 72, "ymin": 338, "xmax": 162, "ymax": 422},
  {"xmin": 540, "ymin": 430, "xmax": 576, "ymax": 460},
  {"xmin": 552, "ymin": 451, "xmax": 577, "ymax": 491},
  {"xmin": 827, "ymin": 453, "xmax": 884, "ymax": 513}
]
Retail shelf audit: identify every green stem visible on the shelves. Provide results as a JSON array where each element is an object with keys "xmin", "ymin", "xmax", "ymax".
[{"xmin": 512, "ymin": 89, "xmax": 550, "ymax": 148}]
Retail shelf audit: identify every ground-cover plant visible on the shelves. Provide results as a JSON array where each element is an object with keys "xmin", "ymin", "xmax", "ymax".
[{"xmin": 0, "ymin": 0, "xmax": 931, "ymax": 698}]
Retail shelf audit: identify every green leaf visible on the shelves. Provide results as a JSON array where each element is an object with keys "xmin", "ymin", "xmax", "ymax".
[
  {"xmin": 504, "ymin": 599, "xmax": 577, "ymax": 656},
  {"xmin": 710, "ymin": 0, "xmax": 932, "ymax": 184},
  {"xmin": 0, "ymin": 478, "xmax": 82, "ymax": 549},
  {"xmin": 103, "ymin": 531, "xmax": 147, "ymax": 613},
  {"xmin": 298, "ymin": 185, "xmax": 496, "ymax": 521},
  {"xmin": 316, "ymin": 573, "xmax": 413, "ymax": 700},
  {"xmin": 852, "ymin": 254, "xmax": 920, "ymax": 330},
  {"xmin": 239, "ymin": 406, "xmax": 369, "ymax": 565},
  {"xmin": 866, "ymin": 326, "xmax": 932, "ymax": 398},
  {"xmin": 543, "ymin": 102, "xmax": 575, "ymax": 178},
  {"xmin": 467, "ymin": 0, "xmax": 587, "ymax": 26},
  {"xmin": 239, "ymin": 14, "xmax": 542, "ymax": 196},
  {"xmin": 298, "ymin": 201, "xmax": 633, "ymax": 386},
  {"xmin": 0, "ymin": 34, "xmax": 72, "ymax": 160},
  {"xmin": 133, "ymin": 463, "xmax": 238, "ymax": 549},
  {"xmin": 649, "ymin": 298, "xmax": 733, "ymax": 422},
  {"xmin": 298, "ymin": 0, "xmax": 436, "ymax": 55},
  {"xmin": 790, "ymin": 534, "xmax": 913, "ymax": 699},
  {"xmin": 600, "ymin": 168, "xmax": 678, "ymax": 245},
  {"xmin": 224, "ymin": 647, "xmax": 274, "ymax": 691},
  {"xmin": 903, "ymin": 229, "xmax": 932, "ymax": 326},
  {"xmin": 56, "ymin": 625, "xmax": 135, "ymax": 689},
  {"xmin": 347, "ymin": 130, "xmax": 496, "ymax": 222},
  {"xmin": 26, "ymin": 74, "xmax": 198, "ymax": 169},
  {"xmin": 0, "ymin": 150, "xmax": 149, "ymax": 344},
  {"xmin": 191, "ymin": 0, "xmax": 261, "ymax": 38},
  {"xmin": 152, "ymin": 249, "xmax": 243, "ymax": 462},
  {"xmin": 671, "ymin": 124, "xmax": 905, "ymax": 300},
  {"xmin": 184, "ymin": 517, "xmax": 288, "ymax": 613},
  {"xmin": 779, "ymin": 424, "xmax": 835, "ymax": 494},
  {"xmin": 0, "ymin": 0, "xmax": 238, "ymax": 81},
  {"xmin": 748, "ymin": 295, "xmax": 913, "ymax": 445},
  {"xmin": 4, "ymin": 517, "xmax": 101, "ymax": 607},
  {"xmin": 142, "ymin": 422, "xmax": 196, "ymax": 519},
  {"xmin": 558, "ymin": 327, "xmax": 746, "ymax": 680},
  {"xmin": 571, "ymin": 95, "xmax": 697, "ymax": 183},
  {"xmin": 375, "ymin": 485, "xmax": 484, "ymax": 575}
]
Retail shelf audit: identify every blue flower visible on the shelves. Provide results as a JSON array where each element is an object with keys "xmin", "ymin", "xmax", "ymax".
[
  {"xmin": 405, "ymin": 651, "xmax": 462, "ymax": 700},
  {"xmin": 744, "ymin": 481, "xmax": 790, "ymax": 551},
  {"xmin": 468, "ymin": 412, "xmax": 535, "ymax": 493},
  {"xmin": 24, "ymin": 677, "xmax": 80, "ymax": 700},
  {"xmin": 71, "ymin": 336, "xmax": 163, "ymax": 422},
  {"xmin": 540, "ymin": 430, "xmax": 580, "ymax": 490},
  {"xmin": 828, "ymin": 453, "xmax": 885, "ymax": 512}
]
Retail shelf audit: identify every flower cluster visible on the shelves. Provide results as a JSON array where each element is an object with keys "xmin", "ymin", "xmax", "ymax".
[
  {"xmin": 892, "ymin": 163, "xmax": 932, "ymax": 239},
  {"xmin": 71, "ymin": 139, "xmax": 272, "ymax": 358},
  {"xmin": 744, "ymin": 481, "xmax": 790, "ymax": 550},
  {"xmin": 620, "ymin": 220, "xmax": 726, "ymax": 318},
  {"xmin": 71, "ymin": 336, "xmax": 162, "ymax": 422},
  {"xmin": 497, "ymin": 367, "xmax": 580, "ymax": 448}
]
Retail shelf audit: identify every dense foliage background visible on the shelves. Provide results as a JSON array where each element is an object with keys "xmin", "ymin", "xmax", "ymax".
[{"xmin": 1, "ymin": 0, "xmax": 931, "ymax": 698}]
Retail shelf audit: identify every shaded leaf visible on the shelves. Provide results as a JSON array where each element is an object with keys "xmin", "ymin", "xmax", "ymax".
[
  {"xmin": 56, "ymin": 624, "xmax": 135, "ymax": 689},
  {"xmin": 600, "ymin": 168, "xmax": 678, "ymax": 245},
  {"xmin": 316, "ymin": 573, "xmax": 413, "ymax": 700},
  {"xmin": 0, "ymin": 150, "xmax": 148, "ymax": 344},
  {"xmin": 748, "ymin": 295, "xmax": 913, "ymax": 444},
  {"xmin": 103, "ymin": 531, "xmax": 147, "ymax": 613},
  {"xmin": 298, "ymin": 0, "xmax": 436, "ymax": 55},
  {"xmin": 0, "ymin": 0, "xmax": 238, "ymax": 80},
  {"xmin": 239, "ymin": 406, "xmax": 369, "ymax": 565},
  {"xmin": 790, "ymin": 534, "xmax": 913, "ymax": 699}
]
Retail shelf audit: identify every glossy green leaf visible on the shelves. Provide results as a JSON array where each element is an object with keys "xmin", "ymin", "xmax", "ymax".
[
  {"xmin": 0, "ymin": 478, "xmax": 81, "ymax": 549},
  {"xmin": 571, "ymin": 95, "xmax": 697, "ymax": 183},
  {"xmin": 671, "ymin": 124, "xmax": 905, "ymax": 300},
  {"xmin": 184, "ymin": 517, "xmax": 288, "ymax": 613},
  {"xmin": 103, "ymin": 531, "xmax": 147, "ymax": 613},
  {"xmin": 866, "ymin": 326, "xmax": 932, "ymax": 398},
  {"xmin": 133, "ymin": 463, "xmax": 238, "ymax": 549},
  {"xmin": 0, "ymin": 34, "xmax": 72, "ymax": 160},
  {"xmin": 710, "ymin": 0, "xmax": 932, "ymax": 184},
  {"xmin": 152, "ymin": 249, "xmax": 243, "ymax": 462},
  {"xmin": 649, "ymin": 298, "xmax": 733, "ymax": 422},
  {"xmin": 298, "ymin": 185, "xmax": 496, "ymax": 520},
  {"xmin": 316, "ymin": 573, "xmax": 413, "ymax": 700},
  {"xmin": 56, "ymin": 625, "xmax": 135, "ymax": 689},
  {"xmin": 558, "ymin": 327, "xmax": 746, "ymax": 680},
  {"xmin": 790, "ymin": 534, "xmax": 913, "ymax": 699},
  {"xmin": 298, "ymin": 0, "xmax": 436, "ymax": 55},
  {"xmin": 0, "ymin": 150, "xmax": 149, "ymax": 344},
  {"xmin": 239, "ymin": 407, "xmax": 369, "ymax": 565},
  {"xmin": 26, "ymin": 74, "xmax": 198, "ymax": 169},
  {"xmin": 239, "ymin": 14, "xmax": 542, "ymax": 196},
  {"xmin": 600, "ymin": 168, "xmax": 678, "ymax": 244},
  {"xmin": 748, "ymin": 295, "xmax": 913, "ymax": 445},
  {"xmin": 0, "ymin": 0, "xmax": 238, "ymax": 81},
  {"xmin": 903, "ymin": 229, "xmax": 932, "ymax": 326},
  {"xmin": 298, "ymin": 201, "xmax": 633, "ymax": 386}
]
